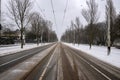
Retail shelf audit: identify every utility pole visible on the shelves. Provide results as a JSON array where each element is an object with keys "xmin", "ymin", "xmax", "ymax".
[{"xmin": 107, "ymin": 0, "xmax": 111, "ymax": 55}]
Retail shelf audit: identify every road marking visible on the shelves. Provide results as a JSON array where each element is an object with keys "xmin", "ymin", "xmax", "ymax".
[
  {"xmin": 73, "ymin": 52, "xmax": 112, "ymax": 80},
  {"xmin": 57, "ymin": 46, "xmax": 63, "ymax": 80},
  {"xmin": 39, "ymin": 46, "xmax": 57, "ymax": 80}
]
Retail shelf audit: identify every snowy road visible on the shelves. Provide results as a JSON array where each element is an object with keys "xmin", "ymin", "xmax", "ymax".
[
  {"xmin": 0, "ymin": 43, "xmax": 50, "ymax": 56},
  {"xmin": 0, "ymin": 43, "xmax": 54, "ymax": 73},
  {"xmin": 0, "ymin": 42, "xmax": 120, "ymax": 80},
  {"xmin": 64, "ymin": 43, "xmax": 120, "ymax": 68}
]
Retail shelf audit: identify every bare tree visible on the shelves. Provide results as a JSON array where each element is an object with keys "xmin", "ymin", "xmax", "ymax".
[
  {"xmin": 30, "ymin": 14, "xmax": 52, "ymax": 45},
  {"xmin": 46, "ymin": 20, "xmax": 52, "ymax": 42},
  {"xmin": 106, "ymin": 0, "xmax": 116, "ymax": 55},
  {"xmin": 114, "ymin": 14, "xmax": 120, "ymax": 38},
  {"xmin": 30, "ymin": 12, "xmax": 43, "ymax": 46},
  {"xmin": 74, "ymin": 17, "xmax": 83, "ymax": 45},
  {"xmin": 82, "ymin": 0, "xmax": 99, "ymax": 49},
  {"xmin": 70, "ymin": 21, "xmax": 76, "ymax": 45},
  {"xmin": 40, "ymin": 20, "xmax": 44, "ymax": 44},
  {"xmin": 8, "ymin": 0, "xmax": 32, "ymax": 48}
]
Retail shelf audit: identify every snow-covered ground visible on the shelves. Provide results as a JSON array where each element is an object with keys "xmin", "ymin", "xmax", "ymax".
[
  {"xmin": 64, "ymin": 43, "xmax": 120, "ymax": 68},
  {"xmin": 0, "ymin": 43, "xmax": 50, "ymax": 56}
]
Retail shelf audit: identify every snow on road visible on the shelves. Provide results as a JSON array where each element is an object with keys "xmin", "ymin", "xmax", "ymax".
[
  {"xmin": 64, "ymin": 43, "xmax": 120, "ymax": 68},
  {"xmin": 0, "ymin": 43, "xmax": 50, "ymax": 56}
]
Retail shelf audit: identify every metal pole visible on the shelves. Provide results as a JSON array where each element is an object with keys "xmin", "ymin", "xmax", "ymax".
[{"xmin": 107, "ymin": 0, "xmax": 111, "ymax": 55}]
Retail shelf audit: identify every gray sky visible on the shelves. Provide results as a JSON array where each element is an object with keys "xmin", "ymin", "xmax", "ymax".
[{"xmin": 1, "ymin": 0, "xmax": 120, "ymax": 39}]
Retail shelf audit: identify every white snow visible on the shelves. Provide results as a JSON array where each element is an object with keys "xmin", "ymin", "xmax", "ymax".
[
  {"xmin": 64, "ymin": 43, "xmax": 120, "ymax": 68},
  {"xmin": 11, "ymin": 69, "xmax": 27, "ymax": 73},
  {"xmin": 0, "ymin": 43, "xmax": 50, "ymax": 56}
]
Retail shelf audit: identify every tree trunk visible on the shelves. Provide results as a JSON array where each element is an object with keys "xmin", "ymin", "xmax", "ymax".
[
  {"xmin": 107, "ymin": 46, "xmax": 111, "ymax": 55},
  {"xmin": 37, "ymin": 37, "xmax": 39, "ymax": 46},
  {"xmin": 89, "ymin": 23, "xmax": 93, "ymax": 49},
  {"xmin": 89, "ymin": 43, "xmax": 92, "ymax": 49},
  {"xmin": 36, "ymin": 33, "xmax": 39, "ymax": 46},
  {"xmin": 21, "ymin": 29, "xmax": 24, "ymax": 49}
]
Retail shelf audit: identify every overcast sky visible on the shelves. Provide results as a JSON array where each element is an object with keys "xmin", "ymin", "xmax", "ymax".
[{"xmin": 1, "ymin": 0, "xmax": 120, "ymax": 39}]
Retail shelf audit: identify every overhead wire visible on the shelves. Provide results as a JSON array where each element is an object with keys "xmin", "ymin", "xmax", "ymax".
[
  {"xmin": 62, "ymin": 0, "xmax": 69, "ymax": 27},
  {"xmin": 35, "ymin": 0, "xmax": 69, "ymax": 39},
  {"xmin": 34, "ymin": 0, "xmax": 46, "ymax": 18},
  {"xmin": 50, "ymin": 0, "xmax": 58, "ymax": 31},
  {"xmin": 35, "ymin": 0, "xmax": 58, "ymax": 39}
]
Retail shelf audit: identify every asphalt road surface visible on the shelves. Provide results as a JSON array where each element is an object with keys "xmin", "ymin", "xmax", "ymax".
[
  {"xmin": 0, "ymin": 43, "xmax": 54, "ymax": 73},
  {"xmin": 0, "ymin": 42, "xmax": 120, "ymax": 80}
]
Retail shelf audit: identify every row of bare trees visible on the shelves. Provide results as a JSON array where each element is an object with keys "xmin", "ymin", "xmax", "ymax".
[
  {"xmin": 0, "ymin": 0, "xmax": 57, "ymax": 48},
  {"xmin": 62, "ymin": 17, "xmax": 83, "ymax": 45},
  {"xmin": 61, "ymin": 20, "xmax": 107, "ymax": 45},
  {"xmin": 26, "ymin": 12, "xmax": 58, "ymax": 45},
  {"xmin": 0, "ymin": 0, "xmax": 58, "ymax": 48},
  {"xmin": 61, "ymin": 13, "xmax": 120, "ymax": 46},
  {"xmin": 61, "ymin": 0, "xmax": 120, "ymax": 55},
  {"xmin": 7, "ymin": 0, "xmax": 32, "ymax": 48}
]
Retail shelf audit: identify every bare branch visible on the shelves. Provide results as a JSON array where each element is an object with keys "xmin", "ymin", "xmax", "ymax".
[{"xmin": 82, "ymin": 0, "xmax": 99, "ymax": 24}]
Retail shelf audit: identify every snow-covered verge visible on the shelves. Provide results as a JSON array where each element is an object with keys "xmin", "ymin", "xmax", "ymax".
[
  {"xmin": 64, "ymin": 43, "xmax": 120, "ymax": 68},
  {"xmin": 0, "ymin": 43, "xmax": 50, "ymax": 56}
]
